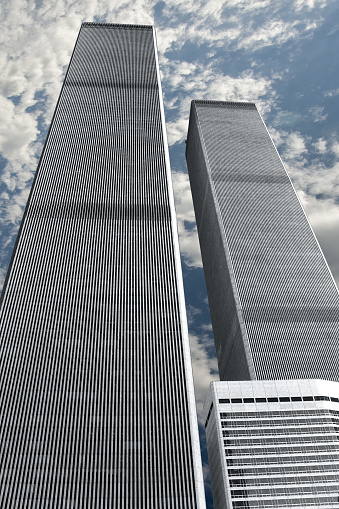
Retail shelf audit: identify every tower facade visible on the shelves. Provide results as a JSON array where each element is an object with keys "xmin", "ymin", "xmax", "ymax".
[
  {"xmin": 186, "ymin": 100, "xmax": 339, "ymax": 382},
  {"xmin": 0, "ymin": 24, "xmax": 205, "ymax": 508}
]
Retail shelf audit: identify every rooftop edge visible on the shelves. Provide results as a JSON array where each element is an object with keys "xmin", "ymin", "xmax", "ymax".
[
  {"xmin": 192, "ymin": 100, "xmax": 257, "ymax": 109},
  {"xmin": 82, "ymin": 22, "xmax": 153, "ymax": 30}
]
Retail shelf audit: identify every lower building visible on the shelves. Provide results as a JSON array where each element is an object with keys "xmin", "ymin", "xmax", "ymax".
[{"xmin": 204, "ymin": 380, "xmax": 339, "ymax": 509}]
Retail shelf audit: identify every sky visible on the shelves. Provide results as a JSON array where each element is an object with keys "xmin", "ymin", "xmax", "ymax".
[{"xmin": 1, "ymin": 0, "xmax": 339, "ymax": 506}]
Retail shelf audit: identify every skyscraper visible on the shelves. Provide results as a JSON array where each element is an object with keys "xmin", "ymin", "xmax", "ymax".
[
  {"xmin": 186, "ymin": 100, "xmax": 339, "ymax": 508},
  {"xmin": 0, "ymin": 23, "xmax": 205, "ymax": 508},
  {"xmin": 186, "ymin": 100, "xmax": 339, "ymax": 383}
]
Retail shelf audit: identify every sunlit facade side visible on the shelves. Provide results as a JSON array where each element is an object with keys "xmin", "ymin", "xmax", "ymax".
[
  {"xmin": 185, "ymin": 100, "xmax": 339, "ymax": 382},
  {"xmin": 203, "ymin": 380, "xmax": 339, "ymax": 509},
  {"xmin": 0, "ymin": 23, "xmax": 205, "ymax": 509}
]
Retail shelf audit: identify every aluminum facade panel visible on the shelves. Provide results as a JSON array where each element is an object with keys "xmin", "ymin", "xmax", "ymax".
[
  {"xmin": 204, "ymin": 380, "xmax": 339, "ymax": 509},
  {"xmin": 0, "ymin": 23, "xmax": 205, "ymax": 509},
  {"xmin": 186, "ymin": 100, "xmax": 339, "ymax": 382}
]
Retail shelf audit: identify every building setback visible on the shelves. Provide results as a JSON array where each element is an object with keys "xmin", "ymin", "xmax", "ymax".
[
  {"xmin": 0, "ymin": 23, "xmax": 205, "ymax": 509},
  {"xmin": 186, "ymin": 100, "xmax": 339, "ymax": 383}
]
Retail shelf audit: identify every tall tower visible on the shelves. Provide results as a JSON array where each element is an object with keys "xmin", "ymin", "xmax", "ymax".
[
  {"xmin": 186, "ymin": 100, "xmax": 339, "ymax": 508},
  {"xmin": 0, "ymin": 24, "xmax": 205, "ymax": 508},
  {"xmin": 186, "ymin": 100, "xmax": 339, "ymax": 383}
]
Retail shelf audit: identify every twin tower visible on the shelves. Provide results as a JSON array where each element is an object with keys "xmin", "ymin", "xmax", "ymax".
[{"xmin": 1, "ymin": 23, "xmax": 339, "ymax": 508}]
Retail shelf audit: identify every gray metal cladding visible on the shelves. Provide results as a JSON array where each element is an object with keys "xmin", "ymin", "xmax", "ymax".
[
  {"xmin": 0, "ymin": 24, "xmax": 204, "ymax": 508},
  {"xmin": 186, "ymin": 100, "xmax": 339, "ymax": 382},
  {"xmin": 185, "ymin": 104, "xmax": 254, "ymax": 382}
]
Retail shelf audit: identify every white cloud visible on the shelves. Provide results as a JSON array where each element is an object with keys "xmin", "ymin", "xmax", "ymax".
[
  {"xmin": 0, "ymin": 266, "xmax": 7, "ymax": 291},
  {"xmin": 0, "ymin": 187, "xmax": 31, "ymax": 226},
  {"xmin": 171, "ymin": 171, "xmax": 196, "ymax": 222},
  {"xmin": 314, "ymin": 137, "xmax": 327, "ymax": 153},
  {"xmin": 268, "ymin": 126, "xmax": 287, "ymax": 147},
  {"xmin": 324, "ymin": 88, "xmax": 339, "ymax": 97},
  {"xmin": 278, "ymin": 130, "xmax": 339, "ymax": 288},
  {"xmin": 156, "ymin": 0, "xmax": 326, "ymax": 64},
  {"xmin": 156, "ymin": 26, "xmax": 187, "ymax": 54},
  {"xmin": 1, "ymin": 159, "xmax": 35, "ymax": 193},
  {"xmin": 162, "ymin": 57, "xmax": 274, "ymax": 144},
  {"xmin": 167, "ymin": 117, "xmax": 189, "ymax": 146},
  {"xmin": 177, "ymin": 224, "xmax": 203, "ymax": 268},
  {"xmin": 237, "ymin": 20, "xmax": 299, "ymax": 52},
  {"xmin": 267, "ymin": 125, "xmax": 339, "ymax": 288},
  {"xmin": 224, "ymin": 0, "xmax": 271, "ymax": 10},
  {"xmin": 189, "ymin": 332, "xmax": 219, "ymax": 424},
  {"xmin": 309, "ymin": 105, "xmax": 328, "ymax": 123},
  {"xmin": 295, "ymin": 0, "xmax": 327, "ymax": 10},
  {"xmin": 0, "ymin": 96, "xmax": 38, "ymax": 166},
  {"xmin": 282, "ymin": 131, "xmax": 308, "ymax": 160},
  {"xmin": 172, "ymin": 170, "xmax": 203, "ymax": 268},
  {"xmin": 298, "ymin": 191, "xmax": 339, "ymax": 286},
  {"xmin": 285, "ymin": 156, "xmax": 339, "ymax": 199},
  {"xmin": 332, "ymin": 141, "xmax": 339, "ymax": 157}
]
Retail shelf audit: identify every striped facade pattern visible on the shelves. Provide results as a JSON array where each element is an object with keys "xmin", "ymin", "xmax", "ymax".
[
  {"xmin": 186, "ymin": 100, "xmax": 339, "ymax": 382},
  {"xmin": 0, "ymin": 24, "xmax": 204, "ymax": 508},
  {"xmin": 204, "ymin": 380, "xmax": 339, "ymax": 509}
]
